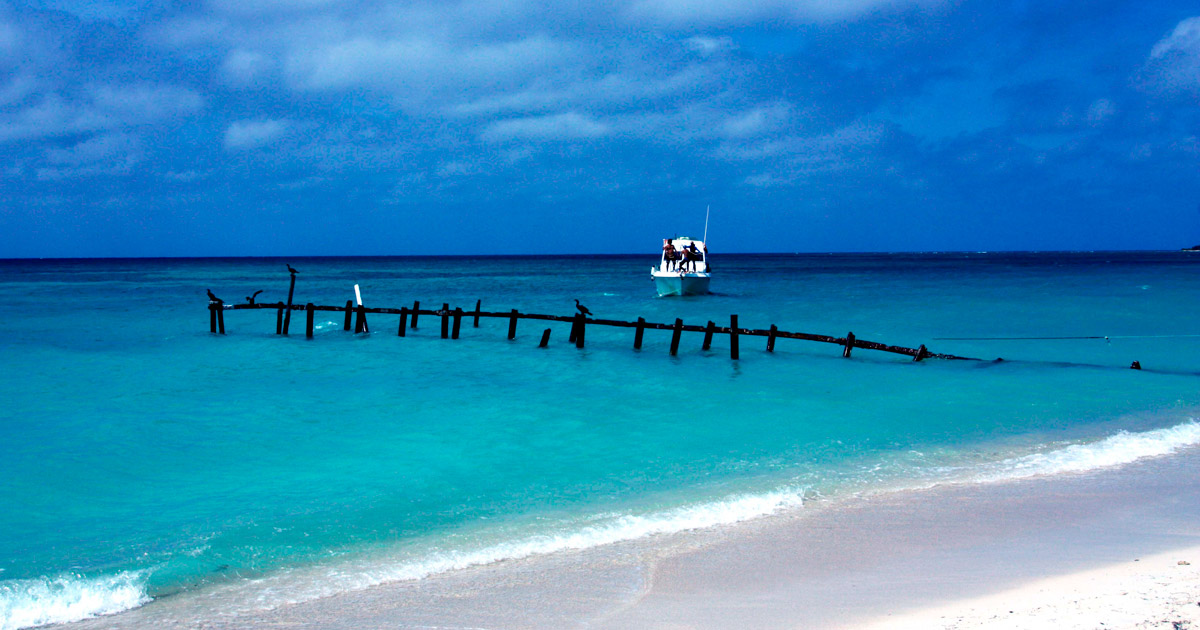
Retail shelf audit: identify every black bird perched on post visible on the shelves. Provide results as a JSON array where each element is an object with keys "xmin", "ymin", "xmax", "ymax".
[
  {"xmin": 207, "ymin": 289, "xmax": 222, "ymax": 303},
  {"xmin": 287, "ymin": 264, "xmax": 298, "ymax": 274},
  {"xmin": 574, "ymin": 299, "xmax": 592, "ymax": 317},
  {"xmin": 245, "ymin": 290, "xmax": 263, "ymax": 304}
]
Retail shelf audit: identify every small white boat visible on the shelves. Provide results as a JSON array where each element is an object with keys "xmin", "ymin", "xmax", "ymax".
[{"xmin": 652, "ymin": 237, "xmax": 711, "ymax": 296}]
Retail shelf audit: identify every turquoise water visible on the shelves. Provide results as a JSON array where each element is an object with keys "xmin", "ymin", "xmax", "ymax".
[{"xmin": 3, "ymin": 253, "xmax": 1200, "ymax": 628}]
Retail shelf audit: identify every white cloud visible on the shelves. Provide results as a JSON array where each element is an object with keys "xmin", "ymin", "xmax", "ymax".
[
  {"xmin": 207, "ymin": 0, "xmax": 344, "ymax": 16},
  {"xmin": 452, "ymin": 65, "xmax": 719, "ymax": 117},
  {"xmin": 1144, "ymin": 17, "xmax": 1200, "ymax": 93},
  {"xmin": 1086, "ymin": 98, "xmax": 1116, "ymax": 125},
  {"xmin": 1150, "ymin": 17, "xmax": 1200, "ymax": 60},
  {"xmin": 35, "ymin": 133, "xmax": 144, "ymax": 180},
  {"xmin": 685, "ymin": 35, "xmax": 736, "ymax": 55},
  {"xmin": 483, "ymin": 112, "xmax": 609, "ymax": 142},
  {"xmin": 222, "ymin": 49, "xmax": 275, "ymax": 85},
  {"xmin": 44, "ymin": 132, "xmax": 142, "ymax": 165},
  {"xmin": 0, "ymin": 83, "xmax": 202, "ymax": 143},
  {"xmin": 628, "ymin": 0, "xmax": 937, "ymax": 26},
  {"xmin": 0, "ymin": 19, "xmax": 22, "ymax": 61},
  {"xmin": 721, "ymin": 103, "xmax": 789, "ymax": 138},
  {"xmin": 224, "ymin": 118, "xmax": 290, "ymax": 150},
  {"xmin": 286, "ymin": 34, "xmax": 575, "ymax": 100}
]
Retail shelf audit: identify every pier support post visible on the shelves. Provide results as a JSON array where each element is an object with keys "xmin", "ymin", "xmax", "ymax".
[
  {"xmin": 276, "ymin": 307, "xmax": 284, "ymax": 334},
  {"xmin": 730, "ymin": 314, "xmax": 740, "ymax": 360},
  {"xmin": 355, "ymin": 305, "xmax": 368, "ymax": 334},
  {"xmin": 507, "ymin": 309, "xmax": 519, "ymax": 340},
  {"xmin": 473, "ymin": 299, "xmax": 481, "ymax": 328},
  {"xmin": 398, "ymin": 308, "xmax": 408, "ymax": 336},
  {"xmin": 539, "ymin": 328, "xmax": 551, "ymax": 348},
  {"xmin": 670, "ymin": 318, "xmax": 683, "ymax": 356},
  {"xmin": 343, "ymin": 301, "xmax": 353, "ymax": 331},
  {"xmin": 702, "ymin": 321, "xmax": 714, "ymax": 350},
  {"xmin": 843, "ymin": 332, "xmax": 855, "ymax": 358},
  {"xmin": 217, "ymin": 305, "xmax": 225, "ymax": 335},
  {"xmin": 282, "ymin": 272, "xmax": 296, "ymax": 335},
  {"xmin": 766, "ymin": 325, "xmax": 777, "ymax": 352},
  {"xmin": 634, "ymin": 317, "xmax": 646, "ymax": 350},
  {"xmin": 452, "ymin": 307, "xmax": 463, "ymax": 339},
  {"xmin": 913, "ymin": 344, "xmax": 927, "ymax": 362},
  {"xmin": 209, "ymin": 303, "xmax": 217, "ymax": 333},
  {"xmin": 411, "ymin": 301, "xmax": 420, "ymax": 329},
  {"xmin": 305, "ymin": 303, "xmax": 314, "ymax": 338},
  {"xmin": 575, "ymin": 313, "xmax": 586, "ymax": 348},
  {"xmin": 441, "ymin": 303, "xmax": 450, "ymax": 339},
  {"xmin": 569, "ymin": 317, "xmax": 579, "ymax": 344}
]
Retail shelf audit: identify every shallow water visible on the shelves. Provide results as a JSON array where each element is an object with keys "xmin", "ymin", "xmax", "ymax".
[{"xmin": 3, "ymin": 252, "xmax": 1200, "ymax": 629}]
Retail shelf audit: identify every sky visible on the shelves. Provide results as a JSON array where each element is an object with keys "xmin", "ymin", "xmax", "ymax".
[{"xmin": 1, "ymin": 0, "xmax": 1198, "ymax": 257}]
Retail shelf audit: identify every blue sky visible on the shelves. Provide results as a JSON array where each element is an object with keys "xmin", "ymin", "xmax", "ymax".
[{"xmin": 1, "ymin": 0, "xmax": 1198, "ymax": 256}]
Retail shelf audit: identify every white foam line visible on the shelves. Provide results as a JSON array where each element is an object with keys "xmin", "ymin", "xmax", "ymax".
[
  {"xmin": 214, "ymin": 488, "xmax": 809, "ymax": 611},
  {"xmin": 976, "ymin": 419, "xmax": 1200, "ymax": 483},
  {"xmin": 0, "ymin": 571, "xmax": 150, "ymax": 630}
]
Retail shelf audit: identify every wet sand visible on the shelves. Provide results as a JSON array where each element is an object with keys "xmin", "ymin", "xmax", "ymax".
[{"xmin": 62, "ymin": 448, "xmax": 1200, "ymax": 630}]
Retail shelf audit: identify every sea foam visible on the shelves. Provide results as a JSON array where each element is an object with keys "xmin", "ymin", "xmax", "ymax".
[
  {"xmin": 976, "ymin": 419, "xmax": 1200, "ymax": 483},
  {"xmin": 0, "ymin": 572, "xmax": 149, "ymax": 630}
]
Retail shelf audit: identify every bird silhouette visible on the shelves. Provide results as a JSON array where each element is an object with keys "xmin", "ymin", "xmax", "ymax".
[
  {"xmin": 287, "ymin": 264, "xmax": 298, "ymax": 274},
  {"xmin": 245, "ymin": 290, "xmax": 263, "ymax": 304},
  {"xmin": 574, "ymin": 299, "xmax": 592, "ymax": 317},
  {"xmin": 207, "ymin": 289, "xmax": 222, "ymax": 303}
]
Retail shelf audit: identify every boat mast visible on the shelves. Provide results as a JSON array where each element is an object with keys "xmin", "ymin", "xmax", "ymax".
[{"xmin": 703, "ymin": 205, "xmax": 710, "ymax": 244}]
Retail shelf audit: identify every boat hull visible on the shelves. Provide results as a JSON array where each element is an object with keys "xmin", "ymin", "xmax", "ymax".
[{"xmin": 653, "ymin": 273, "xmax": 711, "ymax": 296}]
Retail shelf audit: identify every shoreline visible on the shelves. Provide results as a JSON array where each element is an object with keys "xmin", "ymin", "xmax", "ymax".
[{"xmin": 57, "ymin": 446, "xmax": 1200, "ymax": 630}]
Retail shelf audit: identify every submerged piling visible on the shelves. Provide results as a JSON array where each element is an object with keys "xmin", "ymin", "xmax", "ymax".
[{"xmin": 730, "ymin": 314, "xmax": 740, "ymax": 360}]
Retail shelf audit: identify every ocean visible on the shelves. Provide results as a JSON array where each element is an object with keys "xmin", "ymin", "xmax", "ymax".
[{"xmin": 2, "ymin": 252, "xmax": 1199, "ymax": 629}]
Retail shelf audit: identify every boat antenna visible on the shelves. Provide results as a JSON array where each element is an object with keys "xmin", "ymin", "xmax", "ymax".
[{"xmin": 703, "ymin": 205, "xmax": 710, "ymax": 244}]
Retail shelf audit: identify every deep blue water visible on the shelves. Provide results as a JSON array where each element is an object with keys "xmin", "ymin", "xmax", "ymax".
[{"xmin": 3, "ymin": 252, "xmax": 1200, "ymax": 629}]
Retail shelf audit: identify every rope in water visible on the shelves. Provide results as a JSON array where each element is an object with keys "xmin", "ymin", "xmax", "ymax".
[{"xmin": 933, "ymin": 334, "xmax": 1200, "ymax": 341}]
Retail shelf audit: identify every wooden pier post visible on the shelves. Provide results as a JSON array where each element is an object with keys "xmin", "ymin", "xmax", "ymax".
[
  {"xmin": 473, "ymin": 299, "xmax": 481, "ymax": 328},
  {"xmin": 305, "ymin": 303, "xmax": 314, "ymax": 338},
  {"xmin": 569, "ymin": 317, "xmax": 579, "ymax": 344},
  {"xmin": 411, "ymin": 301, "xmax": 420, "ymax": 329},
  {"xmin": 539, "ymin": 328, "xmax": 551, "ymax": 348},
  {"xmin": 440, "ymin": 303, "xmax": 450, "ymax": 339},
  {"xmin": 702, "ymin": 321, "xmax": 715, "ymax": 350},
  {"xmin": 282, "ymin": 272, "xmax": 296, "ymax": 335},
  {"xmin": 452, "ymin": 307, "xmax": 463, "ymax": 339},
  {"xmin": 913, "ymin": 344, "xmax": 927, "ymax": 362},
  {"xmin": 343, "ymin": 300, "xmax": 353, "ymax": 331},
  {"xmin": 843, "ymin": 332, "xmax": 855, "ymax": 358},
  {"xmin": 355, "ymin": 305, "xmax": 368, "ymax": 334},
  {"xmin": 398, "ymin": 308, "xmax": 408, "ymax": 336},
  {"xmin": 209, "ymin": 304, "xmax": 217, "ymax": 333},
  {"xmin": 730, "ymin": 314, "xmax": 740, "ymax": 360},
  {"xmin": 634, "ymin": 317, "xmax": 646, "ymax": 350},
  {"xmin": 575, "ymin": 312, "xmax": 586, "ymax": 348},
  {"xmin": 766, "ymin": 325, "xmax": 777, "ymax": 352},
  {"xmin": 276, "ymin": 307, "xmax": 284, "ymax": 334},
  {"xmin": 507, "ymin": 309, "xmax": 519, "ymax": 339},
  {"xmin": 670, "ymin": 318, "xmax": 683, "ymax": 356},
  {"xmin": 217, "ymin": 305, "xmax": 225, "ymax": 335}
]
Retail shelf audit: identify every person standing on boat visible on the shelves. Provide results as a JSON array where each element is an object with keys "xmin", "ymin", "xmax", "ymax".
[
  {"xmin": 663, "ymin": 239, "xmax": 678, "ymax": 272},
  {"xmin": 680, "ymin": 245, "xmax": 692, "ymax": 272},
  {"xmin": 686, "ymin": 242, "xmax": 701, "ymax": 271}
]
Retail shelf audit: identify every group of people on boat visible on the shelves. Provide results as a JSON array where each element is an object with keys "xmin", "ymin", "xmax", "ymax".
[{"xmin": 662, "ymin": 239, "xmax": 706, "ymax": 273}]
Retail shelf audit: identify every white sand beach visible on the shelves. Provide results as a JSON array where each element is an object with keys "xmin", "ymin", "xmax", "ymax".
[{"xmin": 59, "ymin": 448, "xmax": 1200, "ymax": 630}]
